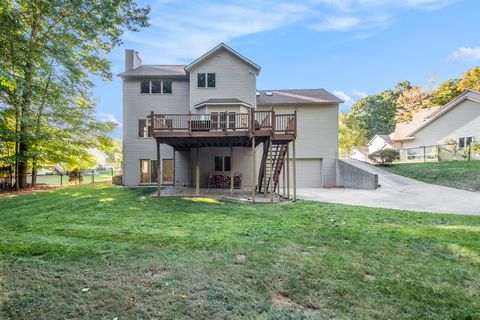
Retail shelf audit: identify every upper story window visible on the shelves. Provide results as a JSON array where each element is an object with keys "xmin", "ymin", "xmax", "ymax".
[
  {"xmin": 140, "ymin": 80, "xmax": 173, "ymax": 94},
  {"xmin": 459, "ymin": 136, "xmax": 473, "ymax": 148},
  {"xmin": 197, "ymin": 73, "xmax": 216, "ymax": 88}
]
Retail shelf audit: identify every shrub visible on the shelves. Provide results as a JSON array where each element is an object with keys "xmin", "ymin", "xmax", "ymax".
[
  {"xmin": 368, "ymin": 148, "xmax": 399, "ymax": 165},
  {"xmin": 68, "ymin": 168, "xmax": 83, "ymax": 185}
]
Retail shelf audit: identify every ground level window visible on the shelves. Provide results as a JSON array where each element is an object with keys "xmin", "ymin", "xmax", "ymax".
[
  {"xmin": 459, "ymin": 136, "xmax": 473, "ymax": 148},
  {"xmin": 214, "ymin": 155, "xmax": 231, "ymax": 172},
  {"xmin": 140, "ymin": 159, "xmax": 159, "ymax": 183}
]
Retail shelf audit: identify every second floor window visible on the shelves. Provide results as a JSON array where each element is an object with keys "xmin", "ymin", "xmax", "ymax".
[
  {"xmin": 138, "ymin": 119, "xmax": 152, "ymax": 138},
  {"xmin": 140, "ymin": 80, "xmax": 173, "ymax": 94},
  {"xmin": 197, "ymin": 73, "xmax": 215, "ymax": 88}
]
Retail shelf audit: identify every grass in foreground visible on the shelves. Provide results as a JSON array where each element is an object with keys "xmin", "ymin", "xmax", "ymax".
[
  {"xmin": 384, "ymin": 160, "xmax": 480, "ymax": 191},
  {"xmin": 0, "ymin": 185, "xmax": 479, "ymax": 319}
]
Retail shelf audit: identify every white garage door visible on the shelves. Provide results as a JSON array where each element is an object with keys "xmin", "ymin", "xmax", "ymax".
[{"xmin": 296, "ymin": 159, "xmax": 323, "ymax": 188}]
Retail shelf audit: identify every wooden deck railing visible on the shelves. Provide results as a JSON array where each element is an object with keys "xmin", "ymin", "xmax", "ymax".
[{"xmin": 150, "ymin": 110, "xmax": 296, "ymax": 137}]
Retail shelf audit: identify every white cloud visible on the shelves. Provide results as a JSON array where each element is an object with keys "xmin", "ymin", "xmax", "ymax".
[
  {"xmin": 310, "ymin": 17, "xmax": 361, "ymax": 31},
  {"xmin": 352, "ymin": 89, "xmax": 368, "ymax": 98},
  {"xmin": 450, "ymin": 47, "xmax": 480, "ymax": 61},
  {"xmin": 122, "ymin": 0, "xmax": 457, "ymax": 63},
  {"xmin": 125, "ymin": 1, "xmax": 309, "ymax": 63},
  {"xmin": 97, "ymin": 113, "xmax": 120, "ymax": 126},
  {"xmin": 334, "ymin": 90, "xmax": 356, "ymax": 111}
]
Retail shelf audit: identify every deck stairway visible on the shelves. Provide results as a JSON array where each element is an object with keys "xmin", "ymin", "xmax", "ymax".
[{"xmin": 258, "ymin": 140, "xmax": 288, "ymax": 194}]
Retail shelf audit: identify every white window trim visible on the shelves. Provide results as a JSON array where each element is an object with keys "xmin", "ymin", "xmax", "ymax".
[
  {"xmin": 140, "ymin": 79, "xmax": 173, "ymax": 94},
  {"xmin": 197, "ymin": 73, "xmax": 216, "ymax": 88},
  {"xmin": 213, "ymin": 155, "xmax": 231, "ymax": 172}
]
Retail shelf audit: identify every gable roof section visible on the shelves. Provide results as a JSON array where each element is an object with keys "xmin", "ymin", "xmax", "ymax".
[
  {"xmin": 393, "ymin": 90, "xmax": 480, "ymax": 141},
  {"xmin": 118, "ymin": 65, "xmax": 187, "ymax": 78},
  {"xmin": 256, "ymin": 89, "xmax": 343, "ymax": 105},
  {"xmin": 185, "ymin": 43, "xmax": 261, "ymax": 74},
  {"xmin": 367, "ymin": 134, "xmax": 393, "ymax": 146},
  {"xmin": 194, "ymin": 98, "xmax": 252, "ymax": 109}
]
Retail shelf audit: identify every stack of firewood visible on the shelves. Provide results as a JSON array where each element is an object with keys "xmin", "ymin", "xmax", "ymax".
[{"xmin": 208, "ymin": 174, "xmax": 241, "ymax": 188}]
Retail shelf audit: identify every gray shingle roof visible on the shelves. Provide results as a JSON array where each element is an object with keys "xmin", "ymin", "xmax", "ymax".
[
  {"xmin": 194, "ymin": 98, "xmax": 251, "ymax": 108},
  {"xmin": 118, "ymin": 65, "xmax": 187, "ymax": 78},
  {"xmin": 256, "ymin": 89, "xmax": 343, "ymax": 105}
]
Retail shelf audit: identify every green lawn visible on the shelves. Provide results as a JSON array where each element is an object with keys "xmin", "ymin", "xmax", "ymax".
[
  {"xmin": 384, "ymin": 160, "xmax": 480, "ymax": 192},
  {"xmin": 1, "ymin": 185, "xmax": 479, "ymax": 319}
]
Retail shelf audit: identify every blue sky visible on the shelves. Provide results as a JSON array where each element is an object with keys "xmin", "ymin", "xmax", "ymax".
[{"xmin": 93, "ymin": 0, "xmax": 480, "ymax": 138}]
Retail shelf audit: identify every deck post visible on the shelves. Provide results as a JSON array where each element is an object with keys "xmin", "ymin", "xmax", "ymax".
[
  {"xmin": 293, "ymin": 140, "xmax": 297, "ymax": 202},
  {"xmin": 263, "ymin": 141, "xmax": 268, "ymax": 196},
  {"xmin": 230, "ymin": 143, "xmax": 234, "ymax": 196},
  {"xmin": 173, "ymin": 149, "xmax": 176, "ymax": 187},
  {"xmin": 252, "ymin": 137, "xmax": 256, "ymax": 203},
  {"xmin": 150, "ymin": 111, "xmax": 155, "ymax": 137},
  {"xmin": 195, "ymin": 147, "xmax": 200, "ymax": 196},
  {"xmin": 286, "ymin": 143, "xmax": 290, "ymax": 199},
  {"xmin": 157, "ymin": 139, "xmax": 161, "ymax": 198},
  {"xmin": 269, "ymin": 139, "xmax": 273, "ymax": 202},
  {"xmin": 282, "ymin": 158, "xmax": 286, "ymax": 197}
]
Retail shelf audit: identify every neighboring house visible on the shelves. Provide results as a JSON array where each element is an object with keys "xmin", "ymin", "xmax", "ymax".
[
  {"xmin": 393, "ymin": 90, "xmax": 480, "ymax": 148},
  {"xmin": 349, "ymin": 147, "xmax": 368, "ymax": 162},
  {"xmin": 119, "ymin": 43, "xmax": 342, "ymax": 193},
  {"xmin": 367, "ymin": 134, "xmax": 395, "ymax": 154}
]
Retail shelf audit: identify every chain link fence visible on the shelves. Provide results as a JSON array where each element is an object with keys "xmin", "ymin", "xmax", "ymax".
[
  {"xmin": 0, "ymin": 168, "xmax": 115, "ymax": 191},
  {"xmin": 398, "ymin": 142, "xmax": 480, "ymax": 163}
]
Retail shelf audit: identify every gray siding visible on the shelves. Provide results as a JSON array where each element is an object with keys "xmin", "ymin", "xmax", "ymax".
[
  {"xmin": 402, "ymin": 99, "xmax": 480, "ymax": 148},
  {"xmin": 188, "ymin": 48, "xmax": 257, "ymax": 111},
  {"xmin": 257, "ymin": 104, "xmax": 339, "ymax": 186},
  {"xmin": 122, "ymin": 78, "xmax": 190, "ymax": 186}
]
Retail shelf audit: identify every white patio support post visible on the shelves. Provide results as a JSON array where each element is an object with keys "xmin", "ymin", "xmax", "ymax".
[
  {"xmin": 230, "ymin": 143, "xmax": 234, "ymax": 196},
  {"xmin": 156, "ymin": 140, "xmax": 161, "ymax": 198},
  {"xmin": 195, "ymin": 147, "xmax": 200, "ymax": 196}
]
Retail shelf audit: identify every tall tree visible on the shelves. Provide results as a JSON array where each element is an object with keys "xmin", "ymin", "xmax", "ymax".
[
  {"xmin": 457, "ymin": 66, "xmax": 480, "ymax": 92},
  {"xmin": 0, "ymin": 0, "xmax": 150, "ymax": 188},
  {"xmin": 349, "ymin": 91, "xmax": 398, "ymax": 139},
  {"xmin": 431, "ymin": 78, "xmax": 461, "ymax": 105},
  {"xmin": 338, "ymin": 113, "xmax": 368, "ymax": 157},
  {"xmin": 396, "ymin": 86, "xmax": 434, "ymax": 122}
]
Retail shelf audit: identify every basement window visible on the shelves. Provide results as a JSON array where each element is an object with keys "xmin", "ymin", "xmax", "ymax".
[{"xmin": 214, "ymin": 156, "xmax": 231, "ymax": 172}]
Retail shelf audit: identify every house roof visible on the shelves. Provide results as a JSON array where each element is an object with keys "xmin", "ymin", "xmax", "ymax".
[
  {"xmin": 194, "ymin": 98, "xmax": 252, "ymax": 109},
  {"xmin": 118, "ymin": 65, "xmax": 187, "ymax": 78},
  {"xmin": 393, "ymin": 90, "xmax": 480, "ymax": 141},
  {"xmin": 185, "ymin": 43, "xmax": 261, "ymax": 74},
  {"xmin": 367, "ymin": 134, "xmax": 394, "ymax": 146},
  {"xmin": 256, "ymin": 89, "xmax": 343, "ymax": 106}
]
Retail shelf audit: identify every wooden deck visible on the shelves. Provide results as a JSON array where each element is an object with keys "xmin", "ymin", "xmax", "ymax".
[{"xmin": 149, "ymin": 110, "xmax": 296, "ymax": 148}]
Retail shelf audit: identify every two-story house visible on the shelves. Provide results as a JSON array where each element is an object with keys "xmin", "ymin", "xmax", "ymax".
[{"xmin": 119, "ymin": 43, "xmax": 342, "ymax": 199}]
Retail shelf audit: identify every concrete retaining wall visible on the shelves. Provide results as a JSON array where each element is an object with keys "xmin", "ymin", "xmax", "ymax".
[{"xmin": 337, "ymin": 159, "xmax": 378, "ymax": 190}]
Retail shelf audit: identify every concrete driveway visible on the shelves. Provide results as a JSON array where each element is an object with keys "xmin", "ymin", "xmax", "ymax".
[{"xmin": 298, "ymin": 161, "xmax": 480, "ymax": 215}]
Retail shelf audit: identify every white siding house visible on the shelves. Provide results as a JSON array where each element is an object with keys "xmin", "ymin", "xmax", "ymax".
[
  {"xmin": 393, "ymin": 90, "xmax": 480, "ymax": 148},
  {"xmin": 119, "ymin": 43, "xmax": 342, "ymax": 190}
]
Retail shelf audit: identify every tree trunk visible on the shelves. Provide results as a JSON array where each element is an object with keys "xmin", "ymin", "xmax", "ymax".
[{"xmin": 31, "ymin": 159, "xmax": 37, "ymax": 188}]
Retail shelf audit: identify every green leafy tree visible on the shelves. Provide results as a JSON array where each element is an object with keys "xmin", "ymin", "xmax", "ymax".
[
  {"xmin": 431, "ymin": 78, "xmax": 461, "ymax": 105},
  {"xmin": 339, "ymin": 113, "xmax": 368, "ymax": 157},
  {"xmin": 457, "ymin": 66, "xmax": 480, "ymax": 92},
  {"xmin": 396, "ymin": 86, "xmax": 434, "ymax": 122},
  {"xmin": 349, "ymin": 91, "xmax": 398, "ymax": 139},
  {"xmin": 0, "ymin": 0, "xmax": 150, "ymax": 189}
]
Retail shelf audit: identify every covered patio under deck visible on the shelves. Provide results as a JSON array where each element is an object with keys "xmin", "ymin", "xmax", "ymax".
[{"xmin": 150, "ymin": 110, "xmax": 297, "ymax": 203}]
